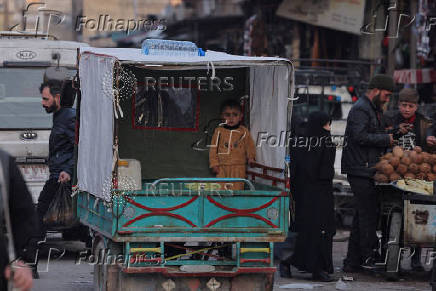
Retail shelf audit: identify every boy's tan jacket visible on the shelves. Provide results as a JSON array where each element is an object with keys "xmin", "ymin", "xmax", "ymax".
[{"xmin": 209, "ymin": 125, "xmax": 256, "ymax": 167}]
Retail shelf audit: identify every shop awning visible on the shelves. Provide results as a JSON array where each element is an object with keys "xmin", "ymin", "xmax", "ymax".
[{"xmin": 394, "ymin": 68, "xmax": 436, "ymax": 84}]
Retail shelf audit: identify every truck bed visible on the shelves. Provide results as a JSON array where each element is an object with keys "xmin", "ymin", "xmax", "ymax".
[{"xmin": 77, "ymin": 181, "xmax": 288, "ymax": 242}]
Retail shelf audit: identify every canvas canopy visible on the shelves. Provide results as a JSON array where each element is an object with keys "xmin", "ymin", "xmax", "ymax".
[
  {"xmin": 80, "ymin": 47, "xmax": 290, "ymax": 65},
  {"xmin": 77, "ymin": 48, "xmax": 294, "ymax": 200}
]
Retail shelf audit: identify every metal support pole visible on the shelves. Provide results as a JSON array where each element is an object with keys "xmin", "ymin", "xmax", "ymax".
[
  {"xmin": 387, "ymin": 0, "xmax": 399, "ymax": 76},
  {"xmin": 72, "ymin": 0, "xmax": 83, "ymax": 41},
  {"xmin": 410, "ymin": 0, "xmax": 417, "ymax": 70},
  {"xmin": 3, "ymin": 0, "xmax": 9, "ymax": 30}
]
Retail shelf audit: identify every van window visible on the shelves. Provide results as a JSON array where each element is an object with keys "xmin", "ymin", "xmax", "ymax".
[
  {"xmin": 293, "ymin": 93, "xmax": 342, "ymax": 120},
  {"xmin": 0, "ymin": 68, "xmax": 50, "ymax": 129}
]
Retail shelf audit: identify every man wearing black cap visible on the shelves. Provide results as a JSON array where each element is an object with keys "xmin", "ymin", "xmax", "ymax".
[{"xmin": 342, "ymin": 74, "xmax": 394, "ymax": 272}]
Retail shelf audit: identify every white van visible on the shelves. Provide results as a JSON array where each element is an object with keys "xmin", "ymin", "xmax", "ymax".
[
  {"xmin": 294, "ymin": 84, "xmax": 354, "ymax": 186},
  {"xmin": 0, "ymin": 32, "xmax": 88, "ymax": 202}
]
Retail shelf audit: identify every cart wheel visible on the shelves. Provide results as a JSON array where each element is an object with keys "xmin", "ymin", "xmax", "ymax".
[{"xmin": 386, "ymin": 212, "xmax": 402, "ymax": 281}]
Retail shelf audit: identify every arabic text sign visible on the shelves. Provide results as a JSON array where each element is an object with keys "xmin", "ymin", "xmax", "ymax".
[{"xmin": 277, "ymin": 0, "xmax": 366, "ymax": 35}]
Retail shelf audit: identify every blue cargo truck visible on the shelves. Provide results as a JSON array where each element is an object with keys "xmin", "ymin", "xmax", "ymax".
[{"xmin": 75, "ymin": 45, "xmax": 294, "ymax": 290}]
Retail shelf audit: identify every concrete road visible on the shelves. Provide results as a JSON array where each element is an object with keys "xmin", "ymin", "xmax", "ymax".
[
  {"xmin": 274, "ymin": 231, "xmax": 433, "ymax": 291},
  {"xmin": 33, "ymin": 233, "xmax": 93, "ymax": 291},
  {"xmin": 32, "ymin": 232, "xmax": 433, "ymax": 291}
]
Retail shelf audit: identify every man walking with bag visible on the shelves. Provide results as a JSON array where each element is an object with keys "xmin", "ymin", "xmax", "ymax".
[
  {"xmin": 35, "ymin": 80, "xmax": 76, "ymax": 277},
  {"xmin": 341, "ymin": 75, "xmax": 394, "ymax": 272}
]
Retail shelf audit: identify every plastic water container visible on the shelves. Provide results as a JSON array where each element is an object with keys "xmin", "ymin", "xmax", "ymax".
[
  {"xmin": 285, "ymin": 155, "xmax": 291, "ymax": 163},
  {"xmin": 142, "ymin": 39, "xmax": 205, "ymax": 57},
  {"xmin": 117, "ymin": 159, "xmax": 142, "ymax": 190},
  {"xmin": 285, "ymin": 155, "xmax": 291, "ymax": 173}
]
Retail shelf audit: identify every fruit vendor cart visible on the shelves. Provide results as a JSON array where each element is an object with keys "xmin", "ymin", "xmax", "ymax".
[
  {"xmin": 376, "ymin": 179, "xmax": 436, "ymax": 286},
  {"xmin": 74, "ymin": 45, "xmax": 294, "ymax": 290}
]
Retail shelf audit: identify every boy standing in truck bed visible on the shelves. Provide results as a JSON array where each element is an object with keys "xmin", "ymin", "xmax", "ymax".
[{"xmin": 209, "ymin": 99, "xmax": 256, "ymax": 190}]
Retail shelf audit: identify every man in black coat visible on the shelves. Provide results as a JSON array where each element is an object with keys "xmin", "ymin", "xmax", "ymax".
[
  {"xmin": 0, "ymin": 150, "xmax": 38, "ymax": 290},
  {"xmin": 341, "ymin": 74, "xmax": 394, "ymax": 272},
  {"xmin": 38, "ymin": 79, "xmax": 75, "ymax": 230}
]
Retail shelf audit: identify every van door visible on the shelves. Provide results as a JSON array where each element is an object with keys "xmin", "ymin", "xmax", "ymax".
[{"xmin": 0, "ymin": 67, "xmax": 51, "ymax": 202}]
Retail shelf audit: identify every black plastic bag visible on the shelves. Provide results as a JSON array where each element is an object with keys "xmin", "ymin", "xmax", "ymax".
[{"xmin": 43, "ymin": 183, "xmax": 75, "ymax": 228}]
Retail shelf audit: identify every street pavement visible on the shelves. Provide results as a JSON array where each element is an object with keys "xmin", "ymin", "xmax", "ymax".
[
  {"xmin": 33, "ymin": 233, "xmax": 93, "ymax": 291},
  {"xmin": 274, "ymin": 231, "xmax": 433, "ymax": 291},
  {"xmin": 32, "ymin": 232, "xmax": 433, "ymax": 290}
]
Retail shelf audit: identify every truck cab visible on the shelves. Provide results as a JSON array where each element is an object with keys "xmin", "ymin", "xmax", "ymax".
[{"xmin": 0, "ymin": 32, "xmax": 88, "ymax": 202}]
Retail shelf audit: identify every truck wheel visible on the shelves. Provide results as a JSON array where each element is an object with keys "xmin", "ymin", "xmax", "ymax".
[
  {"xmin": 431, "ymin": 246, "xmax": 436, "ymax": 291},
  {"xmin": 386, "ymin": 212, "xmax": 402, "ymax": 281},
  {"xmin": 108, "ymin": 240, "xmax": 123, "ymax": 256},
  {"xmin": 62, "ymin": 229, "xmax": 75, "ymax": 241},
  {"xmin": 105, "ymin": 240, "xmax": 122, "ymax": 291},
  {"xmin": 92, "ymin": 238, "xmax": 122, "ymax": 291},
  {"xmin": 77, "ymin": 225, "xmax": 92, "ymax": 247},
  {"xmin": 230, "ymin": 273, "xmax": 274, "ymax": 291},
  {"xmin": 62, "ymin": 225, "xmax": 91, "ymax": 247},
  {"xmin": 93, "ymin": 238, "xmax": 107, "ymax": 291}
]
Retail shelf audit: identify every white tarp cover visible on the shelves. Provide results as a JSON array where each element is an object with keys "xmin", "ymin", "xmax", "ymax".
[
  {"xmin": 80, "ymin": 47, "xmax": 288, "ymax": 64},
  {"xmin": 249, "ymin": 66, "xmax": 290, "ymax": 178},
  {"xmin": 78, "ymin": 48, "xmax": 292, "ymax": 196},
  {"xmin": 77, "ymin": 54, "xmax": 115, "ymax": 200}
]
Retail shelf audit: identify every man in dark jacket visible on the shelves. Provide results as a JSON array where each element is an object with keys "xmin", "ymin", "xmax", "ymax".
[
  {"xmin": 342, "ymin": 74, "xmax": 394, "ymax": 272},
  {"xmin": 35, "ymin": 80, "xmax": 75, "ymax": 275},
  {"xmin": 0, "ymin": 150, "xmax": 38, "ymax": 290}
]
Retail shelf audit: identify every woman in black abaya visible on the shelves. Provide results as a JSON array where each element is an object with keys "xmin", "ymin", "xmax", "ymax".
[{"xmin": 280, "ymin": 111, "xmax": 336, "ymax": 282}]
